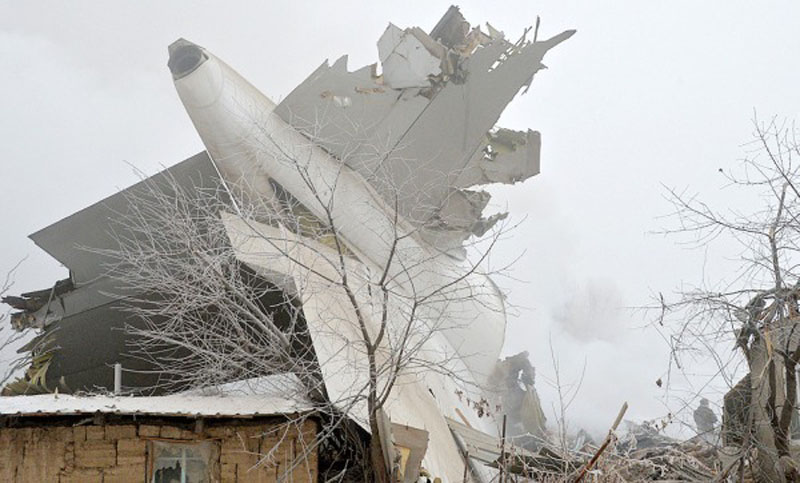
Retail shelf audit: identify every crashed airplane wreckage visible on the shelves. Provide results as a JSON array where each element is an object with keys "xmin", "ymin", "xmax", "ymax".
[{"xmin": 3, "ymin": 7, "xmax": 573, "ymax": 481}]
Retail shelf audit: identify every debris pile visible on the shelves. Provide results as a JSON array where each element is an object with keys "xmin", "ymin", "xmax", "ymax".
[
  {"xmin": 490, "ymin": 418, "xmax": 724, "ymax": 482},
  {"xmin": 607, "ymin": 438, "xmax": 717, "ymax": 481}
]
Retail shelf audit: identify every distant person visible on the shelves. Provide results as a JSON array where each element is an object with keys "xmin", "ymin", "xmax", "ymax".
[{"xmin": 694, "ymin": 398, "xmax": 718, "ymax": 439}]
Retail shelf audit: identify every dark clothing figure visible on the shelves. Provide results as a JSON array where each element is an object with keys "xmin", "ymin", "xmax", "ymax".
[{"xmin": 694, "ymin": 398, "xmax": 718, "ymax": 435}]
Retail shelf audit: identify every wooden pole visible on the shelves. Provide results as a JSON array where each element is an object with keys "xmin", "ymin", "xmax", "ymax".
[
  {"xmin": 574, "ymin": 402, "xmax": 628, "ymax": 483},
  {"xmin": 499, "ymin": 414, "xmax": 507, "ymax": 483}
]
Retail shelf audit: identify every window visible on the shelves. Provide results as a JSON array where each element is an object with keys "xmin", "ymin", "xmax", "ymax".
[{"xmin": 149, "ymin": 440, "xmax": 219, "ymax": 483}]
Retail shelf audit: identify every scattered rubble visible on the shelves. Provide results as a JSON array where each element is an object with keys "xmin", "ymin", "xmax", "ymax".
[{"xmin": 496, "ymin": 424, "xmax": 721, "ymax": 482}]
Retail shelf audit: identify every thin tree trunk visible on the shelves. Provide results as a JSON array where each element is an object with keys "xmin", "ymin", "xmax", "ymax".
[{"xmin": 750, "ymin": 337, "xmax": 786, "ymax": 483}]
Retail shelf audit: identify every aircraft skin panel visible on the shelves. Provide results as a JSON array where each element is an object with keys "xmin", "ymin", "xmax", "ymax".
[
  {"xmin": 274, "ymin": 23, "xmax": 574, "ymax": 234},
  {"xmin": 222, "ymin": 213, "xmax": 499, "ymax": 481},
  {"xmin": 29, "ymin": 152, "xmax": 216, "ymax": 285}
]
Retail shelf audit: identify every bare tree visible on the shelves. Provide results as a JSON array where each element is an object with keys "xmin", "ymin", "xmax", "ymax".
[
  {"xmin": 93, "ymin": 134, "xmax": 515, "ymax": 480},
  {"xmin": 656, "ymin": 115, "xmax": 800, "ymax": 482},
  {"xmin": 545, "ymin": 338, "xmax": 586, "ymax": 456}
]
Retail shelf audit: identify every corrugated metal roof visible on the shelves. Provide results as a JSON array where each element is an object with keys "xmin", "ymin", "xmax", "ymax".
[
  {"xmin": 0, "ymin": 375, "xmax": 314, "ymax": 418},
  {"xmin": 0, "ymin": 393, "xmax": 313, "ymax": 418}
]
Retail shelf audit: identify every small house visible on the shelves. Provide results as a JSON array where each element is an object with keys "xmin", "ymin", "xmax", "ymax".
[{"xmin": 0, "ymin": 390, "xmax": 318, "ymax": 482}]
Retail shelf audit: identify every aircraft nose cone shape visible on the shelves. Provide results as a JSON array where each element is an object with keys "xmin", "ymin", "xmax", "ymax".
[{"xmin": 168, "ymin": 38, "xmax": 208, "ymax": 79}]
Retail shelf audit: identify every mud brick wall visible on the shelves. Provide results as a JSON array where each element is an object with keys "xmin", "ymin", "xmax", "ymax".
[{"xmin": 0, "ymin": 417, "xmax": 318, "ymax": 482}]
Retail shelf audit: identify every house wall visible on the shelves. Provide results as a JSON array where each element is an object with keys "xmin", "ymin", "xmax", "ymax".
[{"xmin": 0, "ymin": 417, "xmax": 318, "ymax": 482}]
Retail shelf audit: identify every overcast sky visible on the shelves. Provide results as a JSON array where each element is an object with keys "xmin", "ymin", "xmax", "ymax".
[{"xmin": 2, "ymin": 1, "xmax": 799, "ymax": 437}]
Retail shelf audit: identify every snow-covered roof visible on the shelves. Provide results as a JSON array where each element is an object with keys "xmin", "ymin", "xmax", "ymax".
[
  {"xmin": 0, "ymin": 374, "xmax": 314, "ymax": 418},
  {"xmin": 0, "ymin": 393, "xmax": 313, "ymax": 418}
]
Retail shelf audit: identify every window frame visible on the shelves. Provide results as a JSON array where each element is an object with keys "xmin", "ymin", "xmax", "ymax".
[{"xmin": 146, "ymin": 438, "xmax": 221, "ymax": 483}]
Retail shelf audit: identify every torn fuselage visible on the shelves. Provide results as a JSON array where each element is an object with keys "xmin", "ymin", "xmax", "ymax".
[{"xmin": 275, "ymin": 6, "xmax": 573, "ymax": 255}]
